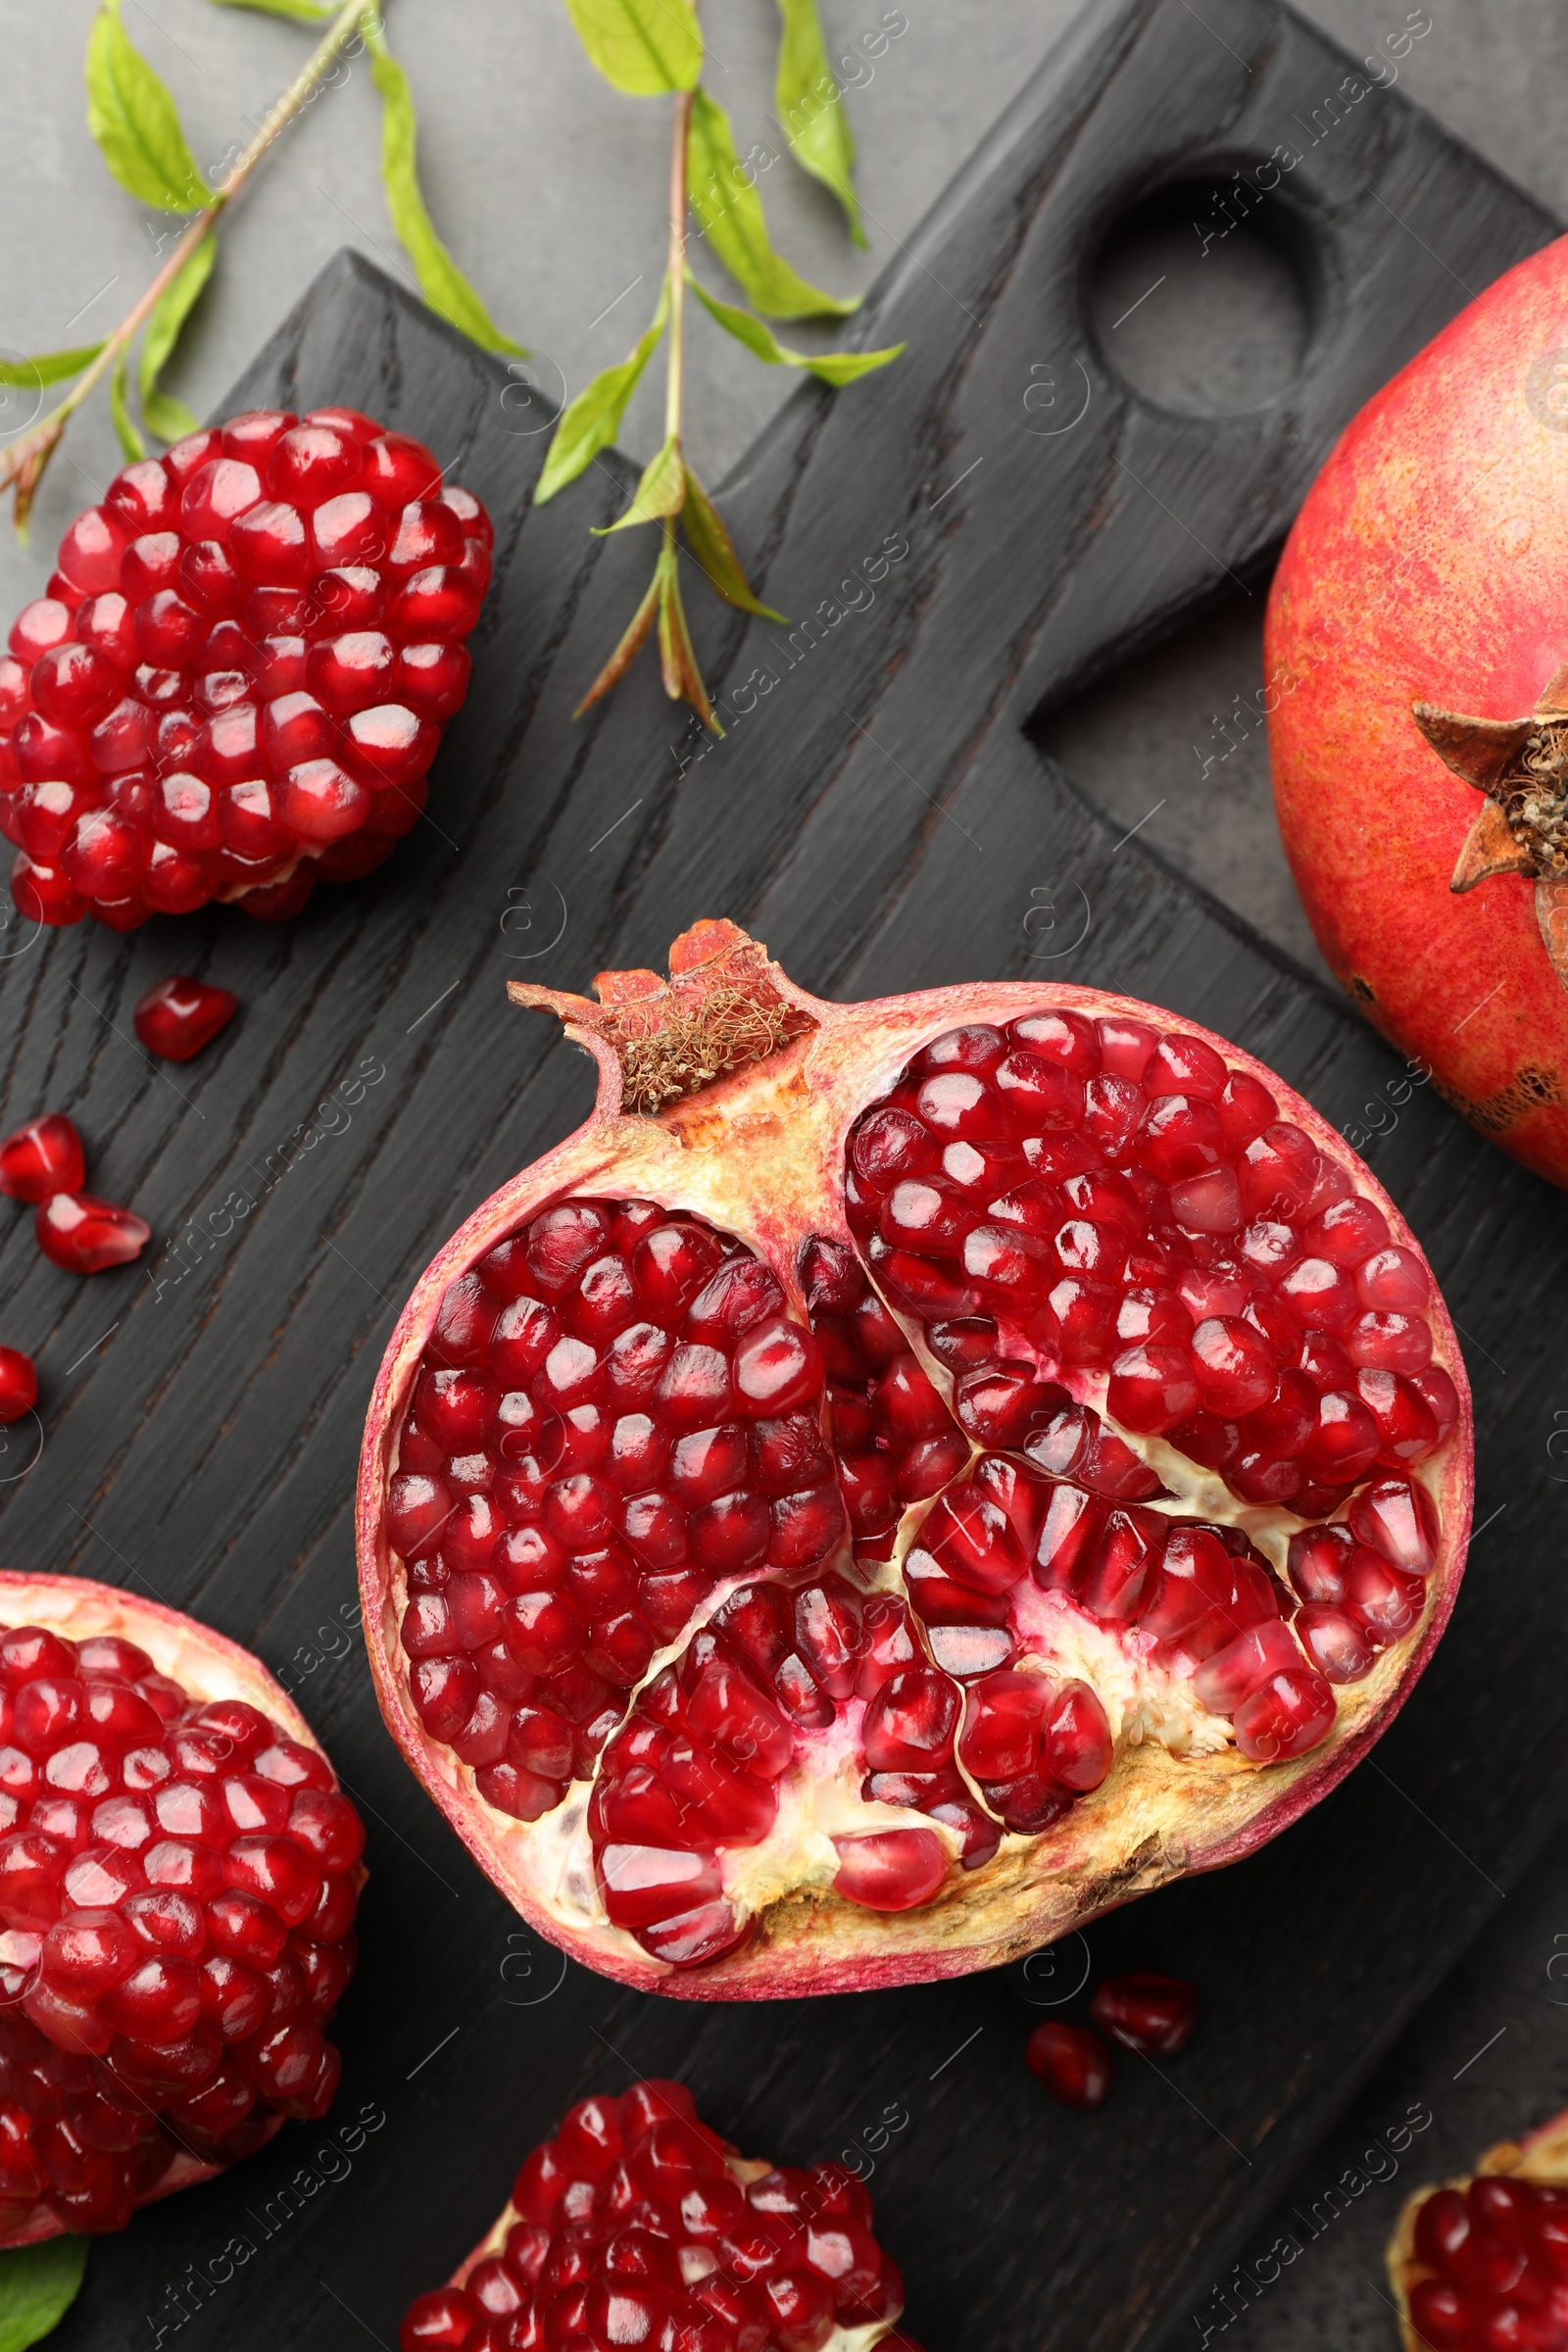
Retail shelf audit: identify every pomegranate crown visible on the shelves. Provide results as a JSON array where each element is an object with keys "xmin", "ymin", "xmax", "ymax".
[{"xmin": 508, "ymin": 918, "xmax": 817, "ymax": 1114}]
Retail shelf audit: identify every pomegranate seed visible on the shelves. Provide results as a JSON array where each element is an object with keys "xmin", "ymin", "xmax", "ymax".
[
  {"xmin": 0, "ymin": 1349, "xmax": 37, "ymax": 1422},
  {"xmin": 1026, "ymin": 2021, "xmax": 1114, "ymax": 2109},
  {"xmin": 1091, "ymin": 1971, "xmax": 1198, "ymax": 2054},
  {"xmin": 132, "ymin": 974, "xmax": 237, "ymax": 1060},
  {"xmin": 0, "ymin": 1115, "xmax": 84, "ymax": 1203},
  {"xmin": 35, "ymin": 1195, "xmax": 150, "ymax": 1274},
  {"xmin": 831, "ymin": 1830, "xmax": 947, "ymax": 1911}
]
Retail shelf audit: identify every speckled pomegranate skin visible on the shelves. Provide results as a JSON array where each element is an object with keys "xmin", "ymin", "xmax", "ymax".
[{"xmin": 1267, "ymin": 235, "xmax": 1568, "ymax": 1187}]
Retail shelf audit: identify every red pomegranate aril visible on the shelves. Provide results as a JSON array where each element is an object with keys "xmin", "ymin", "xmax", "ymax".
[
  {"xmin": 0, "ymin": 1350, "xmax": 37, "ymax": 1423},
  {"xmin": 0, "ymin": 1116, "xmax": 84, "ymax": 1203},
  {"xmin": 132, "ymin": 974, "xmax": 237, "ymax": 1060},
  {"xmin": 1348, "ymin": 1477, "xmax": 1440, "ymax": 1575},
  {"xmin": 1295, "ymin": 1602, "xmax": 1375, "ymax": 1684},
  {"xmin": 1091, "ymin": 1971, "xmax": 1198, "ymax": 2056},
  {"xmin": 831, "ymin": 1830, "xmax": 947, "ymax": 1912},
  {"xmin": 1232, "ymin": 1667, "xmax": 1336, "ymax": 1761},
  {"xmin": 35, "ymin": 1196, "xmax": 150, "ymax": 1275},
  {"xmin": 1026, "ymin": 2021, "xmax": 1114, "ymax": 2110}
]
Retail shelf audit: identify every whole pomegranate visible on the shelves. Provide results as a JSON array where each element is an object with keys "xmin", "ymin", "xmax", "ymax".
[
  {"xmin": 400, "ymin": 2078, "xmax": 920, "ymax": 2352},
  {"xmin": 0, "ymin": 407, "xmax": 490, "ymax": 929},
  {"xmin": 0, "ymin": 1570, "xmax": 364, "ymax": 2242},
  {"xmin": 358, "ymin": 920, "xmax": 1471, "ymax": 1995},
  {"xmin": 1388, "ymin": 2108, "xmax": 1568, "ymax": 2348},
  {"xmin": 1266, "ymin": 235, "xmax": 1568, "ymax": 1187}
]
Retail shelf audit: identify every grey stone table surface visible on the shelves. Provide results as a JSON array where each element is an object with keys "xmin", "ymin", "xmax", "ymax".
[{"xmin": 3, "ymin": 4, "xmax": 1568, "ymax": 2348}]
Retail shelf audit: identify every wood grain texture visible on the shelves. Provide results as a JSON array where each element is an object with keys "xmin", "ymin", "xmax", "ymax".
[{"xmin": 7, "ymin": 1, "xmax": 1562, "ymax": 2345}]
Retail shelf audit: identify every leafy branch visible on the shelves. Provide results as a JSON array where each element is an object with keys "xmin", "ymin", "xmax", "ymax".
[
  {"xmin": 2, "ymin": 0, "xmax": 521, "ymax": 538},
  {"xmin": 539, "ymin": 0, "xmax": 904, "ymax": 732}
]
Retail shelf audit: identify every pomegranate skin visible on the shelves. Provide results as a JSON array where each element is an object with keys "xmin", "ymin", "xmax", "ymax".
[
  {"xmin": 0, "ymin": 1570, "xmax": 365, "ymax": 2251},
  {"xmin": 1388, "ymin": 2105, "xmax": 1568, "ymax": 2352},
  {"xmin": 1267, "ymin": 234, "xmax": 1568, "ymax": 1187},
  {"xmin": 357, "ymin": 922, "xmax": 1473, "ymax": 2000}
]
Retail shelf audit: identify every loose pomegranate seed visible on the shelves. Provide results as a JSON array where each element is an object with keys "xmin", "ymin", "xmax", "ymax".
[
  {"xmin": 132, "ymin": 974, "xmax": 237, "ymax": 1060},
  {"xmin": 0, "ymin": 1349, "xmax": 36, "ymax": 1421},
  {"xmin": 0, "ymin": 414, "xmax": 490, "ymax": 928},
  {"xmin": 1091, "ymin": 1971, "xmax": 1198, "ymax": 2055},
  {"xmin": 0, "ymin": 1607, "xmax": 361, "ymax": 2239},
  {"xmin": 0, "ymin": 1115, "xmax": 84, "ymax": 1203},
  {"xmin": 1026, "ymin": 2021, "xmax": 1114, "ymax": 2109},
  {"xmin": 35, "ymin": 1195, "xmax": 150, "ymax": 1275},
  {"xmin": 400, "ymin": 2081, "xmax": 912, "ymax": 2352}
]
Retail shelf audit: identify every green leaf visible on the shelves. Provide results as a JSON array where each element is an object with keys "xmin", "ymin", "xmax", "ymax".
[
  {"xmin": 109, "ymin": 351, "xmax": 145, "ymax": 462},
  {"xmin": 595, "ymin": 437, "xmax": 686, "ymax": 535},
  {"xmin": 0, "ymin": 2235, "xmax": 89, "ymax": 2352},
  {"xmin": 364, "ymin": 29, "xmax": 524, "ymax": 355},
  {"xmin": 0, "ymin": 345, "xmax": 105, "ymax": 388},
  {"xmin": 687, "ymin": 270, "xmax": 902, "ymax": 383},
  {"xmin": 563, "ymin": 0, "xmax": 702, "ymax": 96},
  {"xmin": 206, "ymin": 0, "xmax": 335, "ymax": 18},
  {"xmin": 139, "ymin": 230, "xmax": 215, "ymax": 443},
  {"xmin": 680, "ymin": 467, "xmax": 784, "ymax": 618},
  {"xmin": 774, "ymin": 0, "xmax": 863, "ymax": 243},
  {"xmin": 687, "ymin": 87, "xmax": 856, "ymax": 319},
  {"xmin": 574, "ymin": 564, "xmax": 661, "ymax": 716},
  {"xmin": 85, "ymin": 0, "xmax": 212, "ymax": 211},
  {"xmin": 656, "ymin": 536, "xmax": 719, "ymax": 730},
  {"xmin": 535, "ymin": 283, "xmax": 667, "ymax": 504}
]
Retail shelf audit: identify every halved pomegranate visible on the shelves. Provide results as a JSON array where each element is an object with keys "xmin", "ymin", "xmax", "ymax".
[
  {"xmin": 400, "ymin": 2078, "xmax": 919, "ymax": 2352},
  {"xmin": 358, "ymin": 920, "xmax": 1472, "ymax": 1995},
  {"xmin": 1388, "ymin": 2109, "xmax": 1568, "ymax": 2349},
  {"xmin": 0, "ymin": 1571, "xmax": 364, "ymax": 2243}
]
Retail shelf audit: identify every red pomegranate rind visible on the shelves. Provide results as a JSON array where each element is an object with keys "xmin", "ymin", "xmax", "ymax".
[
  {"xmin": 401, "ymin": 2078, "xmax": 912, "ymax": 2352},
  {"xmin": 0, "ymin": 1571, "xmax": 364, "ymax": 2247},
  {"xmin": 0, "ymin": 413, "xmax": 490, "ymax": 930},
  {"xmin": 357, "ymin": 922, "xmax": 1472, "ymax": 1998},
  {"xmin": 1387, "ymin": 2108, "xmax": 1568, "ymax": 2351}
]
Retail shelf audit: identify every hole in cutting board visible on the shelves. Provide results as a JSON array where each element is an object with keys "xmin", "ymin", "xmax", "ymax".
[{"xmin": 1087, "ymin": 176, "xmax": 1313, "ymax": 415}]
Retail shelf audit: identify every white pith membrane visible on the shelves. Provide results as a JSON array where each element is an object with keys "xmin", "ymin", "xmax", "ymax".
[
  {"xmin": 1388, "ymin": 2111, "xmax": 1568, "ymax": 2351},
  {"xmin": 358, "ymin": 925, "xmax": 1473, "ymax": 1995}
]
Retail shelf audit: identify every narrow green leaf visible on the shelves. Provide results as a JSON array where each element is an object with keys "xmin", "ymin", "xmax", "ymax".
[
  {"xmin": 364, "ymin": 29, "xmax": 524, "ymax": 355},
  {"xmin": 139, "ymin": 231, "xmax": 215, "ymax": 443},
  {"xmin": 687, "ymin": 88, "xmax": 856, "ymax": 319},
  {"xmin": 686, "ymin": 271, "xmax": 902, "ymax": 383},
  {"xmin": 574, "ymin": 564, "xmax": 661, "ymax": 715},
  {"xmin": 535, "ymin": 284, "xmax": 667, "ymax": 505},
  {"xmin": 109, "ymin": 351, "xmax": 145, "ymax": 462},
  {"xmin": 595, "ymin": 437, "xmax": 686, "ymax": 536},
  {"xmin": 563, "ymin": 0, "xmax": 702, "ymax": 96},
  {"xmin": 774, "ymin": 0, "xmax": 863, "ymax": 243},
  {"xmin": 0, "ymin": 346, "xmax": 105, "ymax": 389},
  {"xmin": 85, "ymin": 0, "xmax": 212, "ymax": 211},
  {"xmin": 656, "ymin": 538, "xmax": 720, "ymax": 731},
  {"xmin": 206, "ymin": 0, "xmax": 335, "ymax": 18},
  {"xmin": 680, "ymin": 467, "xmax": 784, "ymax": 618},
  {"xmin": 0, "ymin": 2235, "xmax": 89, "ymax": 2352}
]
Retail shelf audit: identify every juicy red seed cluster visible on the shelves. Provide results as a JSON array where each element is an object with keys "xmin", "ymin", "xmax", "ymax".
[
  {"xmin": 401, "ymin": 2080, "xmax": 908, "ymax": 2352},
  {"xmin": 0, "ymin": 406, "xmax": 491, "ymax": 931},
  {"xmin": 1026, "ymin": 1971, "xmax": 1200, "ymax": 2111},
  {"xmin": 393, "ymin": 1201, "xmax": 846, "ymax": 1820},
  {"xmin": 0, "ymin": 1621, "xmax": 363, "ymax": 2234},
  {"xmin": 0, "ymin": 1110, "xmax": 148, "ymax": 1277},
  {"xmin": 1406, "ymin": 2175, "xmax": 1568, "ymax": 2348},
  {"xmin": 845, "ymin": 1012, "xmax": 1458, "ymax": 1517},
  {"xmin": 799, "ymin": 1237, "xmax": 969, "ymax": 1555}
]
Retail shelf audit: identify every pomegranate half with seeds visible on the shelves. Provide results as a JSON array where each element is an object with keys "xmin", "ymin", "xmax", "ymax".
[
  {"xmin": 401, "ymin": 2078, "xmax": 920, "ymax": 2352},
  {"xmin": 1388, "ymin": 2109, "xmax": 1568, "ymax": 2349},
  {"xmin": 357, "ymin": 920, "xmax": 1471, "ymax": 1995},
  {"xmin": 0, "ymin": 1571, "xmax": 364, "ymax": 2243},
  {"xmin": 0, "ymin": 407, "xmax": 490, "ymax": 929}
]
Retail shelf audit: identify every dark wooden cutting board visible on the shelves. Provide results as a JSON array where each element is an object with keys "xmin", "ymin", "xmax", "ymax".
[{"xmin": 9, "ymin": 1, "xmax": 1563, "ymax": 2344}]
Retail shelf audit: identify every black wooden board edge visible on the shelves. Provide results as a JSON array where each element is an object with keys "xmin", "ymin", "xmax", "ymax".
[{"xmin": 5, "ymin": 2, "xmax": 1566, "ymax": 2347}]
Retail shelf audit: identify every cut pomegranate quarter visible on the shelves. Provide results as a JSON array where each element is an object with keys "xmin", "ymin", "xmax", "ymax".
[
  {"xmin": 358, "ymin": 921, "xmax": 1472, "ymax": 1997},
  {"xmin": 1388, "ymin": 2108, "xmax": 1568, "ymax": 2351},
  {"xmin": 399, "ymin": 2079, "xmax": 921, "ymax": 2352},
  {"xmin": 0, "ymin": 1572, "xmax": 364, "ymax": 2244}
]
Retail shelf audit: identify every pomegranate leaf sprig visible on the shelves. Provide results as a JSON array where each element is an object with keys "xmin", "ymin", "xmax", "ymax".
[
  {"xmin": 0, "ymin": 0, "xmax": 521, "ymax": 538},
  {"xmin": 540, "ymin": 0, "xmax": 904, "ymax": 732}
]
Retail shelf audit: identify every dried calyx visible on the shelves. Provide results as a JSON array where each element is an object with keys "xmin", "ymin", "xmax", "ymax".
[{"xmin": 359, "ymin": 921, "xmax": 1471, "ymax": 1997}]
